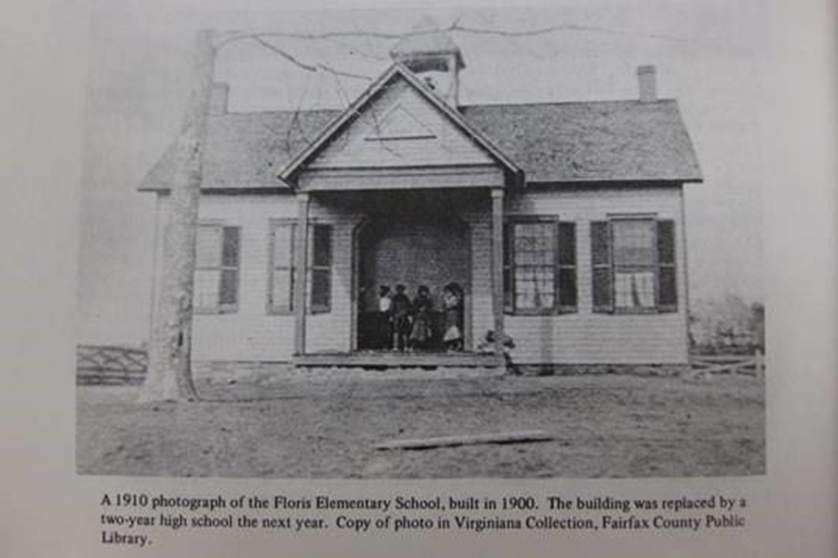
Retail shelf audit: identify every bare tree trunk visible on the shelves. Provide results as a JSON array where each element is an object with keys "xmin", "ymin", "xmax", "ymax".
[{"xmin": 141, "ymin": 30, "xmax": 216, "ymax": 403}]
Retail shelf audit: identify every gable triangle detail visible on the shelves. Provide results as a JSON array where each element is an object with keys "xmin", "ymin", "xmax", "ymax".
[
  {"xmin": 363, "ymin": 104, "xmax": 436, "ymax": 141},
  {"xmin": 281, "ymin": 67, "xmax": 521, "ymax": 178}
]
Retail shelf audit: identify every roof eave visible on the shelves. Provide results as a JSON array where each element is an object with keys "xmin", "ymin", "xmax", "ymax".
[
  {"xmin": 277, "ymin": 64, "xmax": 404, "ymax": 185},
  {"xmin": 394, "ymin": 63, "xmax": 521, "ymax": 175},
  {"xmin": 524, "ymin": 176, "xmax": 703, "ymax": 187}
]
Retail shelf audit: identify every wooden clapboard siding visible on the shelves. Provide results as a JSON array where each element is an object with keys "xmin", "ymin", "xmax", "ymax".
[
  {"xmin": 304, "ymin": 208, "xmax": 359, "ymax": 354},
  {"xmin": 187, "ymin": 194, "xmax": 297, "ymax": 362},
  {"xmin": 504, "ymin": 186, "xmax": 689, "ymax": 364},
  {"xmin": 150, "ymin": 184, "xmax": 689, "ymax": 368},
  {"xmin": 307, "ymin": 79, "xmax": 494, "ymax": 171},
  {"xmin": 464, "ymin": 215, "xmax": 494, "ymax": 347},
  {"xmin": 176, "ymin": 193, "xmax": 360, "ymax": 362}
]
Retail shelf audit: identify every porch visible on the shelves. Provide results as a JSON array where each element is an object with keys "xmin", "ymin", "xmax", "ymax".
[
  {"xmin": 293, "ymin": 350, "xmax": 503, "ymax": 369},
  {"xmin": 293, "ymin": 187, "xmax": 507, "ymax": 366}
]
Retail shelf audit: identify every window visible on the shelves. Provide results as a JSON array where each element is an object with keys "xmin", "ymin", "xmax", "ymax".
[
  {"xmin": 591, "ymin": 218, "xmax": 677, "ymax": 314},
  {"xmin": 503, "ymin": 218, "xmax": 577, "ymax": 314},
  {"xmin": 195, "ymin": 224, "xmax": 240, "ymax": 313},
  {"xmin": 268, "ymin": 221, "xmax": 332, "ymax": 314}
]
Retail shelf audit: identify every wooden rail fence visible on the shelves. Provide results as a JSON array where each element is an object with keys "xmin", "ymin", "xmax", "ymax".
[
  {"xmin": 689, "ymin": 351, "xmax": 764, "ymax": 377},
  {"xmin": 76, "ymin": 345, "xmax": 147, "ymax": 385}
]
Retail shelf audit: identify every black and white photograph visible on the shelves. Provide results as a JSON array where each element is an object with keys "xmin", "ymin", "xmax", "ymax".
[{"xmin": 75, "ymin": 2, "xmax": 767, "ymax": 479}]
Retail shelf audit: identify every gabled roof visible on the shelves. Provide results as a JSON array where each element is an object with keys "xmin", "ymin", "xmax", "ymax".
[
  {"xmin": 277, "ymin": 63, "xmax": 521, "ymax": 183},
  {"xmin": 138, "ymin": 84, "xmax": 702, "ymax": 191}
]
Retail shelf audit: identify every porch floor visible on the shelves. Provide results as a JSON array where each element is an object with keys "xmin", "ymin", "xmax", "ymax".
[{"xmin": 293, "ymin": 351, "xmax": 503, "ymax": 369}]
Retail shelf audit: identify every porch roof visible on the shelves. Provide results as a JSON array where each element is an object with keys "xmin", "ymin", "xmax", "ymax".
[{"xmin": 138, "ymin": 95, "xmax": 702, "ymax": 192}]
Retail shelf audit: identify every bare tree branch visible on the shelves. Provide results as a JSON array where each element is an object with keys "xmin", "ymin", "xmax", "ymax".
[
  {"xmin": 215, "ymin": 20, "xmax": 695, "ymax": 101},
  {"xmin": 216, "ymin": 20, "xmax": 694, "ymax": 50},
  {"xmin": 216, "ymin": 29, "xmax": 404, "ymax": 49},
  {"xmin": 250, "ymin": 35, "xmax": 318, "ymax": 71},
  {"xmin": 316, "ymin": 64, "xmax": 373, "ymax": 82},
  {"xmin": 449, "ymin": 22, "xmax": 693, "ymax": 43},
  {"xmin": 250, "ymin": 35, "xmax": 373, "ymax": 81},
  {"xmin": 323, "ymin": 36, "xmax": 390, "ymax": 61}
]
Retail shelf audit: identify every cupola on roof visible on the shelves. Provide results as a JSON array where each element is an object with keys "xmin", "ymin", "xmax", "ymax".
[{"xmin": 389, "ymin": 16, "xmax": 465, "ymax": 70}]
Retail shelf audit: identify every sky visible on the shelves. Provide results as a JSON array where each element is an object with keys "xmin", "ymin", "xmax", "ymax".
[{"xmin": 76, "ymin": 0, "xmax": 768, "ymax": 344}]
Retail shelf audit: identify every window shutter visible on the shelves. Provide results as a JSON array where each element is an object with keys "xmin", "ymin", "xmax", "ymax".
[
  {"xmin": 269, "ymin": 223, "xmax": 295, "ymax": 313},
  {"xmin": 558, "ymin": 221, "xmax": 577, "ymax": 313},
  {"xmin": 218, "ymin": 227, "xmax": 240, "ymax": 309},
  {"xmin": 221, "ymin": 227, "xmax": 239, "ymax": 267},
  {"xmin": 503, "ymin": 222, "xmax": 513, "ymax": 313},
  {"xmin": 309, "ymin": 224, "xmax": 332, "ymax": 314},
  {"xmin": 656, "ymin": 220, "xmax": 677, "ymax": 312},
  {"xmin": 591, "ymin": 221, "xmax": 613, "ymax": 313}
]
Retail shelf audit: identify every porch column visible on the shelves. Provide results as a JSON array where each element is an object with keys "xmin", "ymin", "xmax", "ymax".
[
  {"xmin": 491, "ymin": 188, "xmax": 505, "ymax": 359},
  {"xmin": 294, "ymin": 192, "xmax": 310, "ymax": 355}
]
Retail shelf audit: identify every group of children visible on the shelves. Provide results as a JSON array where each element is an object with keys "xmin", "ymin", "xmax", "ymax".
[{"xmin": 375, "ymin": 283, "xmax": 464, "ymax": 352}]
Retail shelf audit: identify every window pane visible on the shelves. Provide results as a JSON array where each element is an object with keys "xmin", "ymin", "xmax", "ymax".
[
  {"xmin": 196, "ymin": 227, "xmax": 221, "ymax": 267},
  {"xmin": 559, "ymin": 268, "xmax": 577, "ymax": 308},
  {"xmin": 219, "ymin": 269, "xmax": 238, "ymax": 305},
  {"xmin": 514, "ymin": 223, "xmax": 554, "ymax": 265},
  {"xmin": 515, "ymin": 267, "xmax": 535, "ymax": 309},
  {"xmin": 615, "ymin": 271, "xmax": 655, "ymax": 309},
  {"xmin": 272, "ymin": 225, "xmax": 294, "ymax": 266},
  {"xmin": 272, "ymin": 268, "xmax": 292, "ymax": 310},
  {"xmin": 194, "ymin": 269, "xmax": 219, "ymax": 309},
  {"xmin": 312, "ymin": 225, "xmax": 331, "ymax": 267},
  {"xmin": 515, "ymin": 267, "xmax": 554, "ymax": 310},
  {"xmin": 311, "ymin": 268, "xmax": 330, "ymax": 310},
  {"xmin": 516, "ymin": 292, "xmax": 535, "ymax": 310},
  {"xmin": 221, "ymin": 227, "xmax": 240, "ymax": 267},
  {"xmin": 613, "ymin": 220, "xmax": 655, "ymax": 266}
]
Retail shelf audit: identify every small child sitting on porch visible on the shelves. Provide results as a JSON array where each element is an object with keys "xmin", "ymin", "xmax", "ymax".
[{"xmin": 477, "ymin": 330, "xmax": 517, "ymax": 374}]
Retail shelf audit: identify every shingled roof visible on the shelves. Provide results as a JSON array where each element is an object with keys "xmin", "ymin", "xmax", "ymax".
[
  {"xmin": 139, "ymin": 109, "xmax": 339, "ymax": 191},
  {"xmin": 138, "ymin": 98, "xmax": 701, "ymax": 191},
  {"xmin": 461, "ymin": 100, "xmax": 701, "ymax": 184}
]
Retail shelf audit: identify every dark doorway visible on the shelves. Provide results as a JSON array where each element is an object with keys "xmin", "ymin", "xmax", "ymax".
[{"xmin": 356, "ymin": 197, "xmax": 469, "ymax": 351}]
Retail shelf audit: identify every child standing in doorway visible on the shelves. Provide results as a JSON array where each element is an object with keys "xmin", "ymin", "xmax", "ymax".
[
  {"xmin": 377, "ymin": 285, "xmax": 393, "ymax": 350},
  {"xmin": 391, "ymin": 284, "xmax": 412, "ymax": 351},
  {"xmin": 409, "ymin": 285, "xmax": 434, "ymax": 351}
]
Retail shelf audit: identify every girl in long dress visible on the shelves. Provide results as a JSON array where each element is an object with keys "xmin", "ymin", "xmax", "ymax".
[
  {"xmin": 442, "ymin": 283, "xmax": 464, "ymax": 352},
  {"xmin": 409, "ymin": 285, "xmax": 433, "ymax": 350}
]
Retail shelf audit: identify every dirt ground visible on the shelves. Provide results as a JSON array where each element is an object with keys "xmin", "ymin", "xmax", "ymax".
[{"xmin": 76, "ymin": 372, "xmax": 765, "ymax": 478}]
